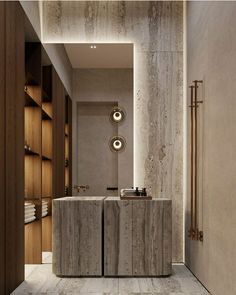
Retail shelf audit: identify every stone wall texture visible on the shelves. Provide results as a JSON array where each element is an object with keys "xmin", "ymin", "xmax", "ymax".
[{"xmin": 42, "ymin": 1, "xmax": 183, "ymax": 262}]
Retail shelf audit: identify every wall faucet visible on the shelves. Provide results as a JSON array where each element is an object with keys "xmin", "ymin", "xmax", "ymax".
[{"xmin": 74, "ymin": 185, "xmax": 89, "ymax": 193}]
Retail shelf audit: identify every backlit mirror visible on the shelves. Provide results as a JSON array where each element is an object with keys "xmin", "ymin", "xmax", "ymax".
[{"xmin": 64, "ymin": 43, "xmax": 133, "ymax": 196}]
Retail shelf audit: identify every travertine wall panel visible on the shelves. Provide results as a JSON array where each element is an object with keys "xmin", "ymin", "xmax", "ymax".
[{"xmin": 42, "ymin": 1, "xmax": 183, "ymax": 261}]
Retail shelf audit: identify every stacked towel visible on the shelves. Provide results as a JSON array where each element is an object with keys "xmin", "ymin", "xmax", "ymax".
[
  {"xmin": 25, "ymin": 202, "xmax": 36, "ymax": 224},
  {"xmin": 42, "ymin": 200, "xmax": 48, "ymax": 218}
]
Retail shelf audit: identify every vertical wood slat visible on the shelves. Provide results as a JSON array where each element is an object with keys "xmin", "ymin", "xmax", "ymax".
[
  {"xmin": 0, "ymin": 2, "xmax": 6, "ymax": 293},
  {"xmin": 68, "ymin": 96, "xmax": 72, "ymax": 195},
  {"xmin": 53, "ymin": 69, "xmax": 65, "ymax": 198},
  {"xmin": 5, "ymin": 2, "xmax": 24, "ymax": 293}
]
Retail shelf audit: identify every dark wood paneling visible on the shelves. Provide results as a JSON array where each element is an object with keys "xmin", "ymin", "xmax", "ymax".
[
  {"xmin": 0, "ymin": 2, "xmax": 6, "ymax": 293},
  {"xmin": 52, "ymin": 69, "xmax": 65, "ymax": 198},
  {"xmin": 68, "ymin": 97, "xmax": 72, "ymax": 195},
  {"xmin": 5, "ymin": 2, "xmax": 25, "ymax": 293}
]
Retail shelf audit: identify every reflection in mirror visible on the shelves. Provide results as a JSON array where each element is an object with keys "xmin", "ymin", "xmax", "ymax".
[
  {"xmin": 110, "ymin": 106, "xmax": 126, "ymax": 123},
  {"xmin": 65, "ymin": 43, "xmax": 133, "ymax": 196},
  {"xmin": 109, "ymin": 136, "xmax": 126, "ymax": 153}
]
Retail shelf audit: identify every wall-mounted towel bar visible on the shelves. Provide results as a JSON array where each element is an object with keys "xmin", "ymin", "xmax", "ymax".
[{"xmin": 188, "ymin": 80, "xmax": 204, "ymax": 242}]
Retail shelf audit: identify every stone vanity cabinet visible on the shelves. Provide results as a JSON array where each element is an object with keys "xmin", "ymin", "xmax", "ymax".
[
  {"xmin": 52, "ymin": 196, "xmax": 172, "ymax": 277},
  {"xmin": 52, "ymin": 197, "xmax": 104, "ymax": 276},
  {"xmin": 104, "ymin": 197, "xmax": 172, "ymax": 276}
]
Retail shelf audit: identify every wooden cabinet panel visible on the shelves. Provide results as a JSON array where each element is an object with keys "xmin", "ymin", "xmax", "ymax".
[
  {"xmin": 42, "ymin": 161, "xmax": 52, "ymax": 197},
  {"xmin": 52, "ymin": 69, "xmax": 65, "ymax": 198},
  {"xmin": 42, "ymin": 120, "xmax": 52, "ymax": 158},
  {"xmin": 25, "ymin": 220, "xmax": 42, "ymax": 264},
  {"xmin": 5, "ymin": 2, "xmax": 25, "ymax": 293},
  {"xmin": 68, "ymin": 98, "xmax": 72, "ymax": 195},
  {"xmin": 42, "ymin": 216, "xmax": 52, "ymax": 251},
  {"xmin": 0, "ymin": 2, "xmax": 6, "ymax": 293},
  {"xmin": 25, "ymin": 155, "xmax": 42, "ymax": 198},
  {"xmin": 25, "ymin": 106, "xmax": 42, "ymax": 154}
]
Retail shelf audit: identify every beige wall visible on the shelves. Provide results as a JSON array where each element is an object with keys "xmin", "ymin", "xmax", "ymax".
[
  {"xmin": 186, "ymin": 2, "xmax": 236, "ymax": 294},
  {"xmin": 42, "ymin": 0, "xmax": 183, "ymax": 262}
]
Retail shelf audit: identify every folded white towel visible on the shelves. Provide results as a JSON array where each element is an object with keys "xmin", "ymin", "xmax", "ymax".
[
  {"xmin": 24, "ymin": 204, "xmax": 35, "ymax": 210},
  {"xmin": 25, "ymin": 211, "xmax": 36, "ymax": 218},
  {"xmin": 25, "ymin": 208, "xmax": 36, "ymax": 214},
  {"xmin": 42, "ymin": 204, "xmax": 48, "ymax": 209},
  {"xmin": 25, "ymin": 202, "xmax": 34, "ymax": 206},
  {"xmin": 42, "ymin": 211, "xmax": 48, "ymax": 218},
  {"xmin": 25, "ymin": 216, "xmax": 36, "ymax": 224}
]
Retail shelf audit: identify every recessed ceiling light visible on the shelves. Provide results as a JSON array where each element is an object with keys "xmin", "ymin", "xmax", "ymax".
[{"xmin": 90, "ymin": 45, "xmax": 96, "ymax": 49}]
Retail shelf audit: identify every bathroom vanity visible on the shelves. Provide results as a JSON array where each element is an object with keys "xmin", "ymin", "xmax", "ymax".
[{"xmin": 52, "ymin": 196, "xmax": 172, "ymax": 277}]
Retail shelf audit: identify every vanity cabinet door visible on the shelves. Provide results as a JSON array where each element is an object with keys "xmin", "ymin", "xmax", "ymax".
[
  {"xmin": 132, "ymin": 201, "xmax": 172, "ymax": 276},
  {"xmin": 104, "ymin": 200, "xmax": 133, "ymax": 276},
  {"xmin": 104, "ymin": 198, "xmax": 172, "ymax": 276},
  {"xmin": 53, "ymin": 198, "xmax": 103, "ymax": 276}
]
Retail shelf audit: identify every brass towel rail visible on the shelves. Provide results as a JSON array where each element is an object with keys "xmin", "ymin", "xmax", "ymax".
[{"xmin": 188, "ymin": 80, "xmax": 204, "ymax": 242}]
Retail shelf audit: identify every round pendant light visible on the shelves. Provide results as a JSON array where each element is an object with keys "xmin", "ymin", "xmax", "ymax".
[
  {"xmin": 109, "ymin": 136, "xmax": 126, "ymax": 152},
  {"xmin": 110, "ymin": 106, "xmax": 126, "ymax": 123}
]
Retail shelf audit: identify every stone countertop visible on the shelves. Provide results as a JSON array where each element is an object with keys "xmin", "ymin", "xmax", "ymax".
[
  {"xmin": 53, "ymin": 196, "xmax": 106, "ymax": 201},
  {"xmin": 105, "ymin": 196, "xmax": 172, "ymax": 201}
]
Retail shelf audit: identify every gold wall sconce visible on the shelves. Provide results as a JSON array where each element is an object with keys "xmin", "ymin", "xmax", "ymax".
[
  {"xmin": 110, "ymin": 106, "xmax": 126, "ymax": 123},
  {"xmin": 109, "ymin": 135, "xmax": 126, "ymax": 152}
]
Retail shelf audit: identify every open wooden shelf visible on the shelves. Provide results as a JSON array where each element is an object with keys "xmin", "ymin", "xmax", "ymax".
[
  {"xmin": 42, "ymin": 109, "xmax": 52, "ymax": 120},
  {"xmin": 25, "ymin": 91, "xmax": 40, "ymax": 107},
  {"xmin": 24, "ymin": 85, "xmax": 41, "ymax": 106},
  {"xmin": 42, "ymin": 102, "xmax": 53, "ymax": 118},
  {"xmin": 24, "ymin": 46, "xmax": 72, "ymax": 264},
  {"xmin": 64, "ymin": 96, "xmax": 72, "ymax": 196},
  {"xmin": 24, "ymin": 148, "xmax": 39, "ymax": 157},
  {"xmin": 42, "ymin": 155, "xmax": 52, "ymax": 161}
]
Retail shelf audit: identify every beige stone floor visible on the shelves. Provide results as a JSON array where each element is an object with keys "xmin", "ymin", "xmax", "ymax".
[{"xmin": 12, "ymin": 253, "xmax": 209, "ymax": 295}]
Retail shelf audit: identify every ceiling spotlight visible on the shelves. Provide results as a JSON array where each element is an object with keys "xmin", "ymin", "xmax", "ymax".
[{"xmin": 90, "ymin": 45, "xmax": 97, "ymax": 49}]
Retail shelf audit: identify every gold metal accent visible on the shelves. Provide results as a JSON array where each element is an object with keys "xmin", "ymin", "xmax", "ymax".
[
  {"xmin": 110, "ymin": 106, "xmax": 126, "ymax": 123},
  {"xmin": 188, "ymin": 80, "xmax": 204, "ymax": 242},
  {"xmin": 73, "ymin": 185, "xmax": 89, "ymax": 193}
]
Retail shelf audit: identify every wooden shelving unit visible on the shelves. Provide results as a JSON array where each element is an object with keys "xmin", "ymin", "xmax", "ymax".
[
  {"xmin": 65, "ymin": 95, "xmax": 72, "ymax": 196},
  {"xmin": 24, "ymin": 42, "xmax": 42, "ymax": 264},
  {"xmin": 24, "ymin": 46, "xmax": 55, "ymax": 262},
  {"xmin": 24, "ymin": 44, "xmax": 72, "ymax": 263},
  {"xmin": 42, "ymin": 65, "xmax": 53, "ymax": 252}
]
